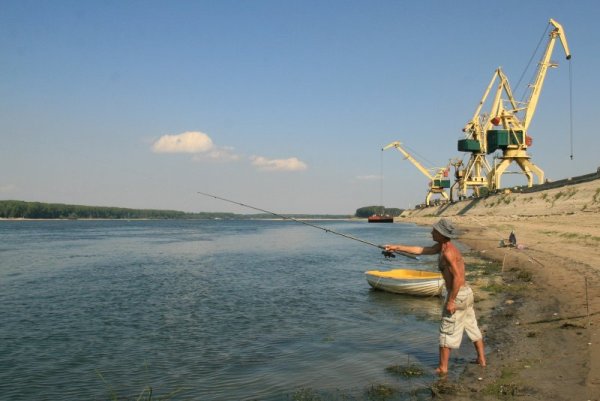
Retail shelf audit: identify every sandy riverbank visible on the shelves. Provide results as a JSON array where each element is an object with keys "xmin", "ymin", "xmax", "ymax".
[{"xmin": 400, "ymin": 179, "xmax": 600, "ymax": 400}]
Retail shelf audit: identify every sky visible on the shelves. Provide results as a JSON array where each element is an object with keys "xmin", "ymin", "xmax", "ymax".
[{"xmin": 1, "ymin": 0, "xmax": 599, "ymax": 214}]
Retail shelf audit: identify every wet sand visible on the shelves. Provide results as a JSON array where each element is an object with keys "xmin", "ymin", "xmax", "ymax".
[{"xmin": 401, "ymin": 179, "xmax": 600, "ymax": 400}]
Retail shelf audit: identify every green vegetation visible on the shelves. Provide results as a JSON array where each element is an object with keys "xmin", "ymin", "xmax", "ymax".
[
  {"xmin": 473, "ymin": 260, "xmax": 502, "ymax": 275},
  {"xmin": 365, "ymin": 384, "xmax": 397, "ymax": 400},
  {"xmin": 355, "ymin": 205, "xmax": 403, "ymax": 218},
  {"xmin": 483, "ymin": 367, "xmax": 523, "ymax": 397},
  {"xmin": 484, "ymin": 194, "xmax": 514, "ymax": 208},
  {"xmin": 481, "ymin": 282, "xmax": 507, "ymax": 294},
  {"xmin": 290, "ymin": 388, "xmax": 323, "ymax": 401},
  {"xmin": 0, "ymin": 200, "xmax": 207, "ymax": 219},
  {"xmin": 557, "ymin": 187, "xmax": 578, "ymax": 200},
  {"xmin": 288, "ymin": 386, "xmax": 410, "ymax": 401},
  {"xmin": 541, "ymin": 230, "xmax": 600, "ymax": 242},
  {"xmin": 385, "ymin": 363, "xmax": 425, "ymax": 378},
  {"xmin": 0, "ymin": 200, "xmax": 350, "ymax": 220},
  {"xmin": 593, "ymin": 188, "xmax": 600, "ymax": 204},
  {"xmin": 516, "ymin": 270, "xmax": 533, "ymax": 282},
  {"xmin": 534, "ymin": 187, "xmax": 579, "ymax": 207},
  {"xmin": 430, "ymin": 380, "xmax": 464, "ymax": 397}
]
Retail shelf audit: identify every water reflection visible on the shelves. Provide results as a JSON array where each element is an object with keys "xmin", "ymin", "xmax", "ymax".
[{"xmin": 366, "ymin": 289, "xmax": 442, "ymax": 322}]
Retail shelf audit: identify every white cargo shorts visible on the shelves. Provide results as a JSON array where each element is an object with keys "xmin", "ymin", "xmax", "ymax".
[{"xmin": 439, "ymin": 286, "xmax": 483, "ymax": 349}]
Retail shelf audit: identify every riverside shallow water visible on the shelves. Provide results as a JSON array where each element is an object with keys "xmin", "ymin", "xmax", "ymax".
[{"xmin": 0, "ymin": 220, "xmax": 475, "ymax": 400}]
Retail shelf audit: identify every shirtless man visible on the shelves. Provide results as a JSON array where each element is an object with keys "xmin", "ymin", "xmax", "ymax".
[{"xmin": 385, "ymin": 218, "xmax": 486, "ymax": 374}]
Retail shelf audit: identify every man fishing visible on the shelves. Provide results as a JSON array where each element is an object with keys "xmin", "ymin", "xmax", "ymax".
[{"xmin": 384, "ymin": 218, "xmax": 486, "ymax": 374}]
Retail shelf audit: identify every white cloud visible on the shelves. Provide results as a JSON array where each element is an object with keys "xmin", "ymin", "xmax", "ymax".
[
  {"xmin": 250, "ymin": 156, "xmax": 308, "ymax": 172},
  {"xmin": 152, "ymin": 131, "xmax": 214, "ymax": 153},
  {"xmin": 151, "ymin": 132, "xmax": 304, "ymax": 170},
  {"xmin": 192, "ymin": 146, "xmax": 240, "ymax": 162}
]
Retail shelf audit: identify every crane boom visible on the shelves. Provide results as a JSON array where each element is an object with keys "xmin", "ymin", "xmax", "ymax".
[
  {"xmin": 462, "ymin": 67, "xmax": 520, "ymax": 148},
  {"xmin": 382, "ymin": 141, "xmax": 434, "ymax": 179},
  {"xmin": 467, "ymin": 68, "xmax": 519, "ymax": 133},
  {"xmin": 523, "ymin": 18, "xmax": 571, "ymax": 130},
  {"xmin": 382, "ymin": 141, "xmax": 450, "ymax": 206}
]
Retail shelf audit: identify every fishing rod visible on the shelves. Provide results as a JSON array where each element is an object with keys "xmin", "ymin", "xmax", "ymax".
[{"xmin": 198, "ymin": 191, "xmax": 419, "ymax": 260}]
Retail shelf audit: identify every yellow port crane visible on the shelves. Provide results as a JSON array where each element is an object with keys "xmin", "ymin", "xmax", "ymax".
[
  {"xmin": 456, "ymin": 67, "xmax": 518, "ymax": 198},
  {"xmin": 487, "ymin": 18, "xmax": 572, "ymax": 190},
  {"xmin": 457, "ymin": 18, "xmax": 571, "ymax": 193},
  {"xmin": 382, "ymin": 141, "xmax": 450, "ymax": 206}
]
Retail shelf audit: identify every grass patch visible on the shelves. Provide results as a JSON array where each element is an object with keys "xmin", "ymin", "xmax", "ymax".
[
  {"xmin": 365, "ymin": 384, "xmax": 398, "ymax": 400},
  {"xmin": 561, "ymin": 232, "xmax": 579, "ymax": 239},
  {"xmin": 481, "ymin": 282, "xmax": 507, "ymax": 294},
  {"xmin": 553, "ymin": 188, "xmax": 577, "ymax": 202},
  {"xmin": 290, "ymin": 388, "xmax": 323, "ymax": 401},
  {"xmin": 543, "ymin": 230, "xmax": 600, "ymax": 242},
  {"xmin": 516, "ymin": 270, "xmax": 532, "ymax": 282},
  {"xmin": 289, "ymin": 388, "xmax": 363, "ymax": 401},
  {"xmin": 482, "ymin": 367, "xmax": 523, "ymax": 397},
  {"xmin": 561, "ymin": 232, "xmax": 600, "ymax": 242},
  {"xmin": 485, "ymin": 194, "xmax": 515, "ymax": 208},
  {"xmin": 430, "ymin": 380, "xmax": 465, "ymax": 397},
  {"xmin": 593, "ymin": 188, "xmax": 600, "ymax": 204},
  {"xmin": 484, "ymin": 382, "xmax": 521, "ymax": 397},
  {"xmin": 385, "ymin": 363, "xmax": 425, "ymax": 378},
  {"xmin": 482, "ymin": 261, "xmax": 502, "ymax": 274},
  {"xmin": 482, "ymin": 281, "xmax": 529, "ymax": 294}
]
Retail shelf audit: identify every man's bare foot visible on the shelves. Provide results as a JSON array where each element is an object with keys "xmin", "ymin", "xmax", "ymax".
[
  {"xmin": 470, "ymin": 358, "xmax": 487, "ymax": 367},
  {"xmin": 435, "ymin": 367, "xmax": 448, "ymax": 375}
]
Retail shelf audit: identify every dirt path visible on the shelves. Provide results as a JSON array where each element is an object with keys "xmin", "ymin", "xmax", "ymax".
[{"xmin": 458, "ymin": 217, "xmax": 600, "ymax": 400}]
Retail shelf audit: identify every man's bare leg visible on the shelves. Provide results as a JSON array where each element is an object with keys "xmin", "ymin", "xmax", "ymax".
[
  {"xmin": 473, "ymin": 339, "xmax": 486, "ymax": 366},
  {"xmin": 436, "ymin": 346, "xmax": 451, "ymax": 374}
]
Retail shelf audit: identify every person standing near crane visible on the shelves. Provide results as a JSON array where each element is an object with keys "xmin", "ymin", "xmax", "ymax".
[{"xmin": 385, "ymin": 218, "xmax": 486, "ymax": 374}]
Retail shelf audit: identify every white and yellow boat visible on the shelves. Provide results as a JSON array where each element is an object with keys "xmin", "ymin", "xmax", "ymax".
[{"xmin": 365, "ymin": 269, "xmax": 445, "ymax": 296}]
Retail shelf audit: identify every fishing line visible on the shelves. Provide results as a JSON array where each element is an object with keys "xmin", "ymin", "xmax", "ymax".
[
  {"xmin": 515, "ymin": 23, "xmax": 550, "ymax": 100},
  {"xmin": 197, "ymin": 191, "xmax": 419, "ymax": 260},
  {"xmin": 569, "ymin": 60, "xmax": 574, "ymax": 160}
]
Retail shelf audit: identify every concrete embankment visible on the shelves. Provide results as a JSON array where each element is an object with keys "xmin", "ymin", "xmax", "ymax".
[{"xmin": 400, "ymin": 176, "xmax": 600, "ymax": 220}]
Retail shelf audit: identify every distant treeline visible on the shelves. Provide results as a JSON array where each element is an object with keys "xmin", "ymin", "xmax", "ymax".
[
  {"xmin": 0, "ymin": 200, "xmax": 351, "ymax": 220},
  {"xmin": 355, "ymin": 206, "xmax": 404, "ymax": 218}
]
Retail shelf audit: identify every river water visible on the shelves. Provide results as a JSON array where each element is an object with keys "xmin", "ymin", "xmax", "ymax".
[{"xmin": 0, "ymin": 220, "xmax": 475, "ymax": 400}]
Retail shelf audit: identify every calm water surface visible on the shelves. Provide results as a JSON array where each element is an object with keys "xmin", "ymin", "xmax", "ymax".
[{"xmin": 0, "ymin": 220, "xmax": 475, "ymax": 400}]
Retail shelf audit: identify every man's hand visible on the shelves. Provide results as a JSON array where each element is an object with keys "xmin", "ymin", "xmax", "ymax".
[{"xmin": 446, "ymin": 299, "xmax": 456, "ymax": 314}]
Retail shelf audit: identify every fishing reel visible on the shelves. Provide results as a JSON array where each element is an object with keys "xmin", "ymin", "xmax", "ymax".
[{"xmin": 381, "ymin": 250, "xmax": 396, "ymax": 259}]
